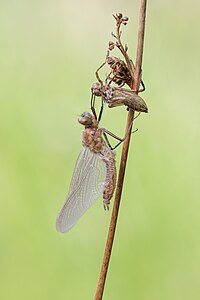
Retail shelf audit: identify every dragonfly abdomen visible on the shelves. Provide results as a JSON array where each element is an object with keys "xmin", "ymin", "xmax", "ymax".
[
  {"xmin": 102, "ymin": 150, "xmax": 116, "ymax": 210},
  {"xmin": 82, "ymin": 127, "xmax": 117, "ymax": 210}
]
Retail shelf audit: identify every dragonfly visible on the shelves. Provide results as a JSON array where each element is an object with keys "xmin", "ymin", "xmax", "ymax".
[{"xmin": 56, "ymin": 111, "xmax": 128, "ymax": 233}]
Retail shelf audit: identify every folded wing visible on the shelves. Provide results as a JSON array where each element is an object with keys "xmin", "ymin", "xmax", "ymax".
[{"xmin": 56, "ymin": 147, "xmax": 106, "ymax": 233}]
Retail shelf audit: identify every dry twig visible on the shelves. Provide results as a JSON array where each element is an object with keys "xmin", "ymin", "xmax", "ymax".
[{"xmin": 94, "ymin": 1, "xmax": 148, "ymax": 299}]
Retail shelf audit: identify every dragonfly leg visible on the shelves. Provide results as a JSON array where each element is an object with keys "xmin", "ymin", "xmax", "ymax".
[
  {"xmin": 138, "ymin": 68, "xmax": 145, "ymax": 92},
  {"xmin": 101, "ymin": 125, "xmax": 131, "ymax": 150},
  {"xmin": 96, "ymin": 50, "xmax": 110, "ymax": 83},
  {"xmin": 95, "ymin": 61, "xmax": 106, "ymax": 84},
  {"xmin": 103, "ymin": 132, "xmax": 112, "ymax": 149},
  {"xmin": 105, "ymin": 71, "xmax": 113, "ymax": 85},
  {"xmin": 91, "ymin": 91, "xmax": 104, "ymax": 122},
  {"xmin": 139, "ymin": 80, "xmax": 145, "ymax": 92},
  {"xmin": 90, "ymin": 93, "xmax": 98, "ymax": 120},
  {"xmin": 133, "ymin": 112, "xmax": 141, "ymax": 120},
  {"xmin": 107, "ymin": 74, "xmax": 126, "ymax": 87},
  {"xmin": 101, "ymin": 112, "xmax": 140, "ymax": 150},
  {"xmin": 103, "ymin": 131, "xmax": 124, "ymax": 150},
  {"xmin": 98, "ymin": 97, "xmax": 104, "ymax": 122}
]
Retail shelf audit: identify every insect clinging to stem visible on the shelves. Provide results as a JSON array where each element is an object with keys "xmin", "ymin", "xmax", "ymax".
[
  {"xmin": 90, "ymin": 53, "xmax": 148, "ymax": 122},
  {"xmin": 56, "ymin": 110, "xmax": 137, "ymax": 233}
]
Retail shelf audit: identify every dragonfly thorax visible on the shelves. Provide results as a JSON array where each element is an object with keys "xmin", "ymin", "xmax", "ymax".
[{"xmin": 82, "ymin": 127, "xmax": 104, "ymax": 153}]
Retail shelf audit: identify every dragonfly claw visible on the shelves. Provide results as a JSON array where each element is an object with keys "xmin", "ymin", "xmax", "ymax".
[{"xmin": 103, "ymin": 201, "xmax": 110, "ymax": 211}]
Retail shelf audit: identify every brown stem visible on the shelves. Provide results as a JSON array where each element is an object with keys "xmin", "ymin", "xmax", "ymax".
[
  {"xmin": 94, "ymin": 1, "xmax": 147, "ymax": 300},
  {"xmin": 115, "ymin": 23, "xmax": 135, "ymax": 79}
]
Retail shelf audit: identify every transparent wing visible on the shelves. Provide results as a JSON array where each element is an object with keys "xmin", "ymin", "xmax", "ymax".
[{"xmin": 56, "ymin": 147, "xmax": 106, "ymax": 233}]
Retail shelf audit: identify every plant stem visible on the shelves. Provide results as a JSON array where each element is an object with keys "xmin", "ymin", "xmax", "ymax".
[
  {"xmin": 94, "ymin": 1, "xmax": 147, "ymax": 300},
  {"xmin": 115, "ymin": 22, "xmax": 135, "ymax": 80}
]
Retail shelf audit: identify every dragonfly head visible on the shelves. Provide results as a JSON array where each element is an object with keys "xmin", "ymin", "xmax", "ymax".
[{"xmin": 78, "ymin": 112, "xmax": 98, "ymax": 128}]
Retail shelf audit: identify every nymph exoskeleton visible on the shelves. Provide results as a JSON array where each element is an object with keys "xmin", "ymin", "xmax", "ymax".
[{"xmin": 90, "ymin": 55, "xmax": 148, "ymax": 122}]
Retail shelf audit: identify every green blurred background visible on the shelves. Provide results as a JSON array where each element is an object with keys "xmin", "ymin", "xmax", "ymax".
[{"xmin": 0, "ymin": 0, "xmax": 200, "ymax": 299}]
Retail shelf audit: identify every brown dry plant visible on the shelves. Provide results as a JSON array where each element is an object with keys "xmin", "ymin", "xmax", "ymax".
[{"xmin": 94, "ymin": 1, "xmax": 148, "ymax": 299}]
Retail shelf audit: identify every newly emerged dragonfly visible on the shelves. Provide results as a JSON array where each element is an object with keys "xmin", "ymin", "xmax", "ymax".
[{"xmin": 56, "ymin": 112, "xmax": 119, "ymax": 233}]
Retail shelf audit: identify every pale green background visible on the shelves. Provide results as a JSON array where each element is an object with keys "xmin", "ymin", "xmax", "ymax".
[{"xmin": 0, "ymin": 1, "xmax": 200, "ymax": 299}]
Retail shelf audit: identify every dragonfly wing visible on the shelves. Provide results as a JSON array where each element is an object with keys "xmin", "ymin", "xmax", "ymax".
[{"xmin": 56, "ymin": 147, "xmax": 106, "ymax": 233}]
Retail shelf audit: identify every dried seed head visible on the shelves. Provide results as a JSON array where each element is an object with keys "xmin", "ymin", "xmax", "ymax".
[
  {"xmin": 108, "ymin": 41, "xmax": 115, "ymax": 51},
  {"xmin": 122, "ymin": 16, "xmax": 128, "ymax": 25},
  {"xmin": 114, "ymin": 13, "xmax": 129, "ymax": 25},
  {"xmin": 122, "ymin": 21, "xmax": 128, "ymax": 25},
  {"xmin": 116, "ymin": 13, "xmax": 123, "ymax": 19},
  {"xmin": 123, "ymin": 16, "xmax": 128, "ymax": 21}
]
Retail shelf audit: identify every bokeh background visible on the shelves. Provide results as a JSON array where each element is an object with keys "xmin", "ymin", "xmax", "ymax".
[{"xmin": 1, "ymin": 0, "xmax": 200, "ymax": 299}]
